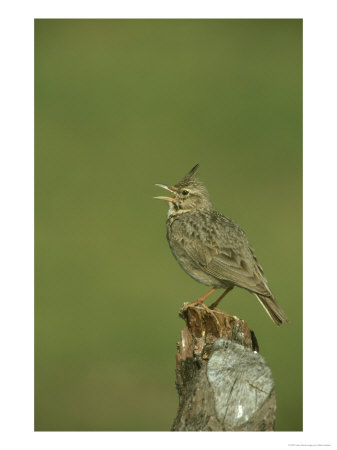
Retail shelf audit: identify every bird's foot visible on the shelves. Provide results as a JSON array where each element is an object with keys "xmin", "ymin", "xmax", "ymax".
[
  {"xmin": 181, "ymin": 300, "xmax": 203, "ymax": 312},
  {"xmin": 180, "ymin": 300, "xmax": 222, "ymax": 336},
  {"xmin": 210, "ymin": 306, "xmax": 223, "ymax": 313}
]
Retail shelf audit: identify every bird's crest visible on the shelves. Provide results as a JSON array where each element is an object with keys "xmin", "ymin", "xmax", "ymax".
[{"xmin": 175, "ymin": 164, "xmax": 200, "ymax": 188}]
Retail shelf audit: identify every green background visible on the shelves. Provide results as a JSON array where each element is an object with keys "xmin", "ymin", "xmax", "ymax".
[{"xmin": 35, "ymin": 19, "xmax": 302, "ymax": 431}]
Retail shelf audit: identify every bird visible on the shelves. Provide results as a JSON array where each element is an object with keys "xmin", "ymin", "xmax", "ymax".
[{"xmin": 154, "ymin": 164, "xmax": 288, "ymax": 326}]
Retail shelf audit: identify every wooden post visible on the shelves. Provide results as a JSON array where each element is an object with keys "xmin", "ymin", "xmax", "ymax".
[{"xmin": 171, "ymin": 305, "xmax": 276, "ymax": 431}]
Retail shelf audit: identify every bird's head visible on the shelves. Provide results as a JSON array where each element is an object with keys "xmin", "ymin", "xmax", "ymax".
[{"xmin": 154, "ymin": 164, "xmax": 213, "ymax": 214}]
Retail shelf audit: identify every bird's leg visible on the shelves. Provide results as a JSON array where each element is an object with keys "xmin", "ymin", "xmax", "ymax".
[
  {"xmin": 209, "ymin": 286, "xmax": 234, "ymax": 310},
  {"xmin": 181, "ymin": 287, "xmax": 216, "ymax": 311},
  {"xmin": 196, "ymin": 287, "xmax": 217, "ymax": 304}
]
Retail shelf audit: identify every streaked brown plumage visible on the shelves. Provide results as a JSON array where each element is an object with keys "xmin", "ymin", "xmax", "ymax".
[{"xmin": 154, "ymin": 164, "xmax": 288, "ymax": 326}]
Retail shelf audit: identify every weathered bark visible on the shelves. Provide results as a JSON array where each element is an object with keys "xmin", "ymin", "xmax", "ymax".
[{"xmin": 172, "ymin": 305, "xmax": 276, "ymax": 431}]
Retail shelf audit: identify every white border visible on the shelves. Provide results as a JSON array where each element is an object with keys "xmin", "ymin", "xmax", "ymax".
[{"xmin": 1, "ymin": 1, "xmax": 336, "ymax": 449}]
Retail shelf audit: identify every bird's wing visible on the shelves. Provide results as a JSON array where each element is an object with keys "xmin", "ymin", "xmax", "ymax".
[
  {"xmin": 173, "ymin": 215, "xmax": 272, "ymax": 296},
  {"xmin": 205, "ymin": 247, "xmax": 271, "ymax": 296}
]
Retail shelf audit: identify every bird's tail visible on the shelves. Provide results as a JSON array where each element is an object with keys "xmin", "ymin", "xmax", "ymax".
[{"xmin": 255, "ymin": 293, "xmax": 289, "ymax": 326}]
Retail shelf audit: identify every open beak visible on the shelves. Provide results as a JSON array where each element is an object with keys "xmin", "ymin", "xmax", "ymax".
[{"xmin": 154, "ymin": 184, "xmax": 177, "ymax": 202}]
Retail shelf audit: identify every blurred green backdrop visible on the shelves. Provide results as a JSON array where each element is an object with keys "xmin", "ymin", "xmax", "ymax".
[{"xmin": 35, "ymin": 19, "xmax": 302, "ymax": 431}]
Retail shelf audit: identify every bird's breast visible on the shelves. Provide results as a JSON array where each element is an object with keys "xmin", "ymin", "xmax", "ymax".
[{"xmin": 165, "ymin": 212, "xmax": 225, "ymax": 288}]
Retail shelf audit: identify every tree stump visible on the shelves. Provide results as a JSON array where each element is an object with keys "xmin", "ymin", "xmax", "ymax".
[{"xmin": 171, "ymin": 305, "xmax": 276, "ymax": 431}]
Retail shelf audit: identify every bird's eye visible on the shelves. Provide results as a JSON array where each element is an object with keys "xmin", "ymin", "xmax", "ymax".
[{"xmin": 182, "ymin": 190, "xmax": 189, "ymax": 196}]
